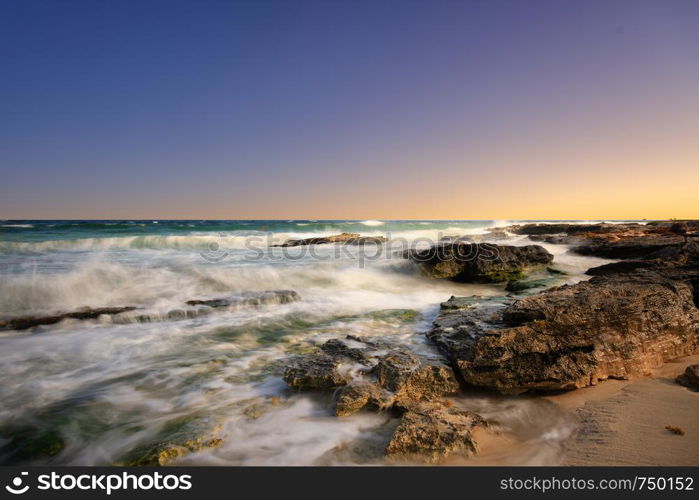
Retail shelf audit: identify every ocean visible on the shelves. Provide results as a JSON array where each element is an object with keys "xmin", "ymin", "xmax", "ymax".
[{"xmin": 0, "ymin": 220, "xmax": 621, "ymax": 465}]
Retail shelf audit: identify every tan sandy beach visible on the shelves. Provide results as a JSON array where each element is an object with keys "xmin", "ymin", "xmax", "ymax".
[{"xmin": 548, "ymin": 354, "xmax": 699, "ymax": 466}]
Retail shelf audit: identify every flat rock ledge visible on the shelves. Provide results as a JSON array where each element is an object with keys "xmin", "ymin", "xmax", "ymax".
[
  {"xmin": 283, "ymin": 336, "xmax": 485, "ymax": 462},
  {"xmin": 505, "ymin": 221, "xmax": 699, "ymax": 259},
  {"xmin": 404, "ymin": 242, "xmax": 553, "ymax": 282},
  {"xmin": 428, "ymin": 271, "xmax": 699, "ymax": 395},
  {"xmin": 1, "ymin": 290, "xmax": 301, "ymax": 331},
  {"xmin": 272, "ymin": 233, "xmax": 386, "ymax": 247}
]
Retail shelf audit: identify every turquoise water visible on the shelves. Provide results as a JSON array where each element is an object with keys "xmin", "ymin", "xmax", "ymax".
[{"xmin": 0, "ymin": 220, "xmax": 616, "ymax": 465}]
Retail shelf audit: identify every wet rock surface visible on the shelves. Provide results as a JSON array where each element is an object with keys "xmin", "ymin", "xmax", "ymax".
[
  {"xmin": 506, "ymin": 221, "xmax": 699, "ymax": 260},
  {"xmin": 427, "ymin": 271, "xmax": 699, "ymax": 395},
  {"xmin": 186, "ymin": 290, "xmax": 300, "ymax": 308},
  {"xmin": 272, "ymin": 233, "xmax": 386, "ymax": 247},
  {"xmin": 0, "ymin": 290, "xmax": 302, "ymax": 332},
  {"xmin": 283, "ymin": 336, "xmax": 479, "ymax": 461},
  {"xmin": 284, "ymin": 336, "xmax": 459, "ymax": 411},
  {"xmin": 0, "ymin": 307, "xmax": 137, "ymax": 331},
  {"xmin": 405, "ymin": 243, "xmax": 553, "ymax": 282},
  {"xmin": 385, "ymin": 401, "xmax": 485, "ymax": 463}
]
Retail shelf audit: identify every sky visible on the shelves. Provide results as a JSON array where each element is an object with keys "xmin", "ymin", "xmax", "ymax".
[{"xmin": 1, "ymin": 0, "xmax": 698, "ymax": 220}]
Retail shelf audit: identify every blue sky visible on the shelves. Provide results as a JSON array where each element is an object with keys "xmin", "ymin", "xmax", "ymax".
[{"xmin": 1, "ymin": 0, "xmax": 698, "ymax": 219}]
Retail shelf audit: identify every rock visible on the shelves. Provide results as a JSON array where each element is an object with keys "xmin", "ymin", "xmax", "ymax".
[
  {"xmin": 405, "ymin": 243, "xmax": 553, "ymax": 282},
  {"xmin": 121, "ymin": 416, "xmax": 224, "ymax": 466},
  {"xmin": 186, "ymin": 290, "xmax": 300, "ymax": 308},
  {"xmin": 506, "ymin": 223, "xmax": 639, "ymax": 235},
  {"xmin": 676, "ymin": 364, "xmax": 699, "ymax": 390},
  {"xmin": 505, "ymin": 278, "xmax": 557, "ymax": 293},
  {"xmin": 499, "ymin": 222, "xmax": 698, "ymax": 260},
  {"xmin": 335, "ymin": 381, "xmax": 394, "ymax": 416},
  {"xmin": 428, "ymin": 272, "xmax": 699, "ymax": 394},
  {"xmin": 0, "ymin": 306, "xmax": 137, "ymax": 331},
  {"xmin": 385, "ymin": 401, "xmax": 485, "ymax": 463},
  {"xmin": 283, "ymin": 337, "xmax": 459, "ymax": 415},
  {"xmin": 284, "ymin": 337, "xmax": 486, "ymax": 463},
  {"xmin": 585, "ymin": 260, "xmax": 663, "ymax": 276},
  {"xmin": 273, "ymin": 233, "xmax": 386, "ymax": 247},
  {"xmin": 283, "ymin": 353, "xmax": 356, "ymax": 389},
  {"xmin": 572, "ymin": 236, "xmax": 686, "ymax": 259}
]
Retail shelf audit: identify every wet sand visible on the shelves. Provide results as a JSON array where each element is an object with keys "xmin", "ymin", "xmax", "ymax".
[{"xmin": 548, "ymin": 354, "xmax": 699, "ymax": 466}]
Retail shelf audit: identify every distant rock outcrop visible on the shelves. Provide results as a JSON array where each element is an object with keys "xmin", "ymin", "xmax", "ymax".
[
  {"xmin": 272, "ymin": 233, "xmax": 386, "ymax": 247},
  {"xmin": 504, "ymin": 221, "xmax": 699, "ymax": 260}
]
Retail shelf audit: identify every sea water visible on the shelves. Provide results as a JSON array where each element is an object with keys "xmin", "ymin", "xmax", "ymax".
[{"xmin": 0, "ymin": 220, "xmax": 620, "ymax": 465}]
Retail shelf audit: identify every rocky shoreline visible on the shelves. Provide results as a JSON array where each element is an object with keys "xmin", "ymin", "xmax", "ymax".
[
  {"xmin": 2, "ymin": 222, "xmax": 697, "ymax": 465},
  {"xmin": 283, "ymin": 221, "xmax": 699, "ymax": 463}
]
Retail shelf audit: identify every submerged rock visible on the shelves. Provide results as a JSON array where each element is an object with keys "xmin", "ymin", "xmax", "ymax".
[
  {"xmin": 0, "ymin": 306, "xmax": 137, "ymax": 331},
  {"xmin": 186, "ymin": 290, "xmax": 300, "ymax": 308},
  {"xmin": 121, "ymin": 416, "xmax": 224, "ymax": 466},
  {"xmin": 676, "ymin": 364, "xmax": 699, "ymax": 390},
  {"xmin": 0, "ymin": 425, "xmax": 65, "ymax": 463},
  {"xmin": 505, "ymin": 278, "xmax": 557, "ymax": 293},
  {"xmin": 405, "ymin": 243, "xmax": 553, "ymax": 282},
  {"xmin": 386, "ymin": 401, "xmax": 485, "ymax": 463},
  {"xmin": 272, "ymin": 233, "xmax": 386, "ymax": 247},
  {"xmin": 428, "ymin": 272, "xmax": 699, "ymax": 394}
]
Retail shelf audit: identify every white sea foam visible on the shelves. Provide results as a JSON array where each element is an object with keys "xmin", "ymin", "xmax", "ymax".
[{"xmin": 0, "ymin": 220, "xmax": 619, "ymax": 465}]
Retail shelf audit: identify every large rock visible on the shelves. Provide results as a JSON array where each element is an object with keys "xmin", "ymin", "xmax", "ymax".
[
  {"xmin": 405, "ymin": 243, "xmax": 553, "ymax": 282},
  {"xmin": 428, "ymin": 272, "xmax": 699, "ymax": 394},
  {"xmin": 385, "ymin": 401, "xmax": 485, "ymax": 463}
]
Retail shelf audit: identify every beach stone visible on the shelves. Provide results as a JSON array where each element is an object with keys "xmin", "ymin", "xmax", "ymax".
[
  {"xmin": 676, "ymin": 365, "xmax": 699, "ymax": 390},
  {"xmin": 385, "ymin": 401, "xmax": 485, "ymax": 463}
]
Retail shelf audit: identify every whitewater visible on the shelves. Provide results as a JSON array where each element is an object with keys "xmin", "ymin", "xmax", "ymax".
[{"xmin": 0, "ymin": 220, "xmax": 621, "ymax": 465}]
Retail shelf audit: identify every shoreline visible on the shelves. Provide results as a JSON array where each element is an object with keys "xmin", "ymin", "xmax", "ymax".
[{"xmin": 547, "ymin": 353, "xmax": 699, "ymax": 466}]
